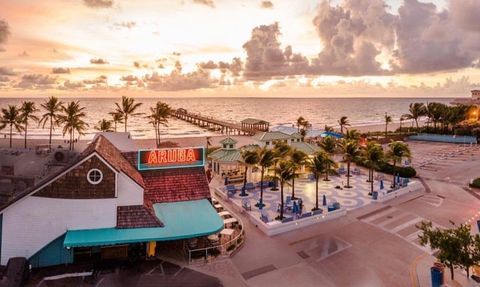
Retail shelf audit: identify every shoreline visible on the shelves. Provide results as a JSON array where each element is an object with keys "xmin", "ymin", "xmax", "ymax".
[{"xmin": 0, "ymin": 119, "xmax": 423, "ymax": 150}]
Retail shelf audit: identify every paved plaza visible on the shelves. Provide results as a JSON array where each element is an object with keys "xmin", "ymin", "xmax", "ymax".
[{"xmin": 224, "ymin": 170, "xmax": 393, "ymax": 222}]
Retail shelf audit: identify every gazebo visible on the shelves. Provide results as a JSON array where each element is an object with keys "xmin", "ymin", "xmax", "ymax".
[
  {"xmin": 241, "ymin": 118, "xmax": 269, "ymax": 132},
  {"xmin": 208, "ymin": 138, "xmax": 243, "ymax": 178}
]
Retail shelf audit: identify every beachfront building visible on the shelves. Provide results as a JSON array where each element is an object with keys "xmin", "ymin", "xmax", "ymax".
[
  {"xmin": 252, "ymin": 131, "xmax": 320, "ymax": 155},
  {"xmin": 0, "ymin": 135, "xmax": 224, "ymax": 268}
]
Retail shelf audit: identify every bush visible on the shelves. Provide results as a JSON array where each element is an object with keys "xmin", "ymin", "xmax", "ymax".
[
  {"xmin": 470, "ymin": 178, "xmax": 480, "ymax": 188},
  {"xmin": 355, "ymin": 158, "xmax": 417, "ymax": 178},
  {"xmin": 376, "ymin": 162, "xmax": 417, "ymax": 178}
]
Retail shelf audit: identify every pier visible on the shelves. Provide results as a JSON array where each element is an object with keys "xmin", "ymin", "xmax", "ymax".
[{"xmin": 172, "ymin": 109, "xmax": 269, "ymax": 136}]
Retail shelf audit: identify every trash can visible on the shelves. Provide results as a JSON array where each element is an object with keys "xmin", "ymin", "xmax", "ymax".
[
  {"xmin": 372, "ymin": 191, "xmax": 378, "ymax": 200},
  {"xmin": 431, "ymin": 266, "xmax": 444, "ymax": 287}
]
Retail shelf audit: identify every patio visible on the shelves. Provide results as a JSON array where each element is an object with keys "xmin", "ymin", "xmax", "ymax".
[{"xmin": 219, "ymin": 168, "xmax": 394, "ymax": 224}]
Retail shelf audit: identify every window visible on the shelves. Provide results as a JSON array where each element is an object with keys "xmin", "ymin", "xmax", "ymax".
[
  {"xmin": 266, "ymin": 141, "xmax": 270, "ymax": 145},
  {"xmin": 87, "ymin": 169, "xmax": 103, "ymax": 185}
]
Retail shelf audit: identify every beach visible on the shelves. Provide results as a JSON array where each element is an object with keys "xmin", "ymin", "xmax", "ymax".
[{"xmin": 0, "ymin": 119, "xmax": 420, "ymax": 150}]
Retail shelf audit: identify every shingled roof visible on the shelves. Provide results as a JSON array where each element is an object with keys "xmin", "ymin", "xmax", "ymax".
[
  {"xmin": 117, "ymin": 205, "xmax": 163, "ymax": 228},
  {"xmin": 84, "ymin": 136, "xmax": 144, "ymax": 188}
]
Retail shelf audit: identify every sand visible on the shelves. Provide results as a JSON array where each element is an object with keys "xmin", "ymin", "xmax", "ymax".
[{"xmin": 0, "ymin": 119, "xmax": 423, "ymax": 150}]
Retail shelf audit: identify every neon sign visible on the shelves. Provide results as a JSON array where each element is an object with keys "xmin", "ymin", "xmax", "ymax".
[{"xmin": 137, "ymin": 147, "xmax": 205, "ymax": 170}]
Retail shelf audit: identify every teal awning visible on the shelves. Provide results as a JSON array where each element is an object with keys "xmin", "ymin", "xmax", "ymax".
[{"xmin": 64, "ymin": 199, "xmax": 223, "ymax": 248}]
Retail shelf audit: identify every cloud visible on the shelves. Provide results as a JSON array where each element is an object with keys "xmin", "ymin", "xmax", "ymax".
[
  {"xmin": 392, "ymin": 0, "xmax": 475, "ymax": 73},
  {"xmin": 198, "ymin": 58, "xmax": 243, "ymax": 76},
  {"xmin": 133, "ymin": 61, "xmax": 149, "ymax": 69},
  {"xmin": 59, "ymin": 80, "xmax": 85, "ymax": 90},
  {"xmin": 120, "ymin": 75, "xmax": 144, "ymax": 87},
  {"xmin": 14, "ymin": 74, "xmax": 57, "ymax": 89},
  {"xmin": 0, "ymin": 20, "xmax": 10, "ymax": 50},
  {"xmin": 242, "ymin": 23, "xmax": 310, "ymax": 79},
  {"xmin": 311, "ymin": 0, "xmax": 396, "ymax": 76},
  {"xmin": 90, "ymin": 58, "xmax": 109, "ymax": 64},
  {"xmin": 260, "ymin": 1, "xmax": 273, "ymax": 9},
  {"xmin": 0, "ymin": 76, "xmax": 10, "ymax": 82},
  {"xmin": 193, "ymin": 0, "xmax": 215, "ymax": 8},
  {"xmin": 18, "ymin": 51, "xmax": 29, "ymax": 57},
  {"xmin": 143, "ymin": 63, "xmax": 216, "ymax": 91},
  {"xmin": 83, "ymin": 75, "xmax": 108, "ymax": 85},
  {"xmin": 114, "ymin": 21, "xmax": 136, "ymax": 29},
  {"xmin": 0, "ymin": 67, "xmax": 16, "ymax": 76},
  {"xmin": 52, "ymin": 67, "xmax": 71, "ymax": 74},
  {"xmin": 83, "ymin": 0, "xmax": 113, "ymax": 8}
]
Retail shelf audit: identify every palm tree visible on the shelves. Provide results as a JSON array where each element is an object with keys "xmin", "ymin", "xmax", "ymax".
[
  {"xmin": 345, "ymin": 129, "xmax": 360, "ymax": 141},
  {"xmin": 108, "ymin": 111, "xmax": 123, "ymax": 132},
  {"xmin": 20, "ymin": 101, "xmax": 39, "ymax": 148},
  {"xmin": 339, "ymin": 139, "xmax": 361, "ymax": 188},
  {"xmin": 338, "ymin": 116, "xmax": 350, "ymax": 134},
  {"xmin": 58, "ymin": 101, "xmax": 88, "ymax": 150},
  {"xmin": 271, "ymin": 142, "xmax": 291, "ymax": 190},
  {"xmin": 1, "ymin": 105, "xmax": 23, "ymax": 148},
  {"xmin": 384, "ymin": 113, "xmax": 392, "ymax": 139},
  {"xmin": 94, "ymin": 119, "xmax": 114, "ymax": 132},
  {"xmin": 147, "ymin": 101, "xmax": 171, "ymax": 148},
  {"xmin": 386, "ymin": 141, "xmax": 411, "ymax": 188},
  {"xmin": 319, "ymin": 136, "xmax": 336, "ymax": 181},
  {"xmin": 363, "ymin": 142, "xmax": 384, "ymax": 194},
  {"xmin": 289, "ymin": 149, "xmax": 307, "ymax": 199},
  {"xmin": 256, "ymin": 147, "xmax": 275, "ymax": 208},
  {"xmin": 114, "ymin": 96, "xmax": 143, "ymax": 133},
  {"xmin": 324, "ymin": 125, "xmax": 334, "ymax": 132},
  {"xmin": 39, "ymin": 96, "xmax": 63, "ymax": 150},
  {"xmin": 308, "ymin": 152, "xmax": 328, "ymax": 211},
  {"xmin": 275, "ymin": 160, "xmax": 294, "ymax": 220},
  {"xmin": 399, "ymin": 115, "xmax": 405, "ymax": 134},
  {"xmin": 240, "ymin": 149, "xmax": 260, "ymax": 197},
  {"xmin": 296, "ymin": 116, "xmax": 305, "ymax": 133},
  {"xmin": 403, "ymin": 102, "xmax": 426, "ymax": 129}
]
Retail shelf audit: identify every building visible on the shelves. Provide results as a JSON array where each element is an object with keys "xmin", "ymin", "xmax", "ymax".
[
  {"xmin": 241, "ymin": 118, "xmax": 269, "ymax": 132},
  {"xmin": 0, "ymin": 135, "xmax": 223, "ymax": 268}
]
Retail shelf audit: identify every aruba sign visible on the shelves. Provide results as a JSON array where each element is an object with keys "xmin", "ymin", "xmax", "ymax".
[{"xmin": 137, "ymin": 147, "xmax": 205, "ymax": 171}]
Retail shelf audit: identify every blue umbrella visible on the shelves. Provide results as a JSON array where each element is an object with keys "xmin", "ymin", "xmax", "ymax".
[
  {"xmin": 323, "ymin": 194, "xmax": 327, "ymax": 206},
  {"xmin": 380, "ymin": 180, "xmax": 384, "ymax": 190}
]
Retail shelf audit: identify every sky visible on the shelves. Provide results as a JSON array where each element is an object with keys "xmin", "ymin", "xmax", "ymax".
[{"xmin": 0, "ymin": 0, "xmax": 479, "ymax": 98}]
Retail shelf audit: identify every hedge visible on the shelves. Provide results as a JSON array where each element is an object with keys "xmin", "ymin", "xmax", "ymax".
[{"xmin": 354, "ymin": 158, "xmax": 417, "ymax": 178}]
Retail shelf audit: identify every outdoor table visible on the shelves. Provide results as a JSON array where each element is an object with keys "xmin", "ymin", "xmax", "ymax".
[
  {"xmin": 223, "ymin": 218, "xmax": 238, "ymax": 228},
  {"xmin": 218, "ymin": 211, "xmax": 231, "ymax": 217},
  {"xmin": 208, "ymin": 234, "xmax": 219, "ymax": 242},
  {"xmin": 220, "ymin": 228, "xmax": 235, "ymax": 236}
]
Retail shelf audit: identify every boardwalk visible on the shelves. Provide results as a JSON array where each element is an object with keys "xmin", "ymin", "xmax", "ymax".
[{"xmin": 172, "ymin": 109, "xmax": 267, "ymax": 136}]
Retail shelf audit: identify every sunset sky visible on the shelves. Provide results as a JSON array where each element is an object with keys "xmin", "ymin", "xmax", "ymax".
[{"xmin": 0, "ymin": 0, "xmax": 479, "ymax": 97}]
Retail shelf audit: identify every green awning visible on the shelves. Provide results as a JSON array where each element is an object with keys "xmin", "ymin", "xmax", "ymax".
[{"xmin": 64, "ymin": 199, "xmax": 223, "ymax": 248}]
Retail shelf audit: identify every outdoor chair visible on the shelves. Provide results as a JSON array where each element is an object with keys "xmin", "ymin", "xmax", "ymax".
[
  {"xmin": 260, "ymin": 211, "xmax": 269, "ymax": 223},
  {"xmin": 226, "ymin": 185, "xmax": 236, "ymax": 193},
  {"xmin": 242, "ymin": 199, "xmax": 251, "ymax": 211},
  {"xmin": 245, "ymin": 182, "xmax": 255, "ymax": 191}
]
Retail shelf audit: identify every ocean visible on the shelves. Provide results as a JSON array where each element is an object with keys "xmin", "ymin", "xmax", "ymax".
[{"xmin": 0, "ymin": 97, "xmax": 455, "ymax": 140}]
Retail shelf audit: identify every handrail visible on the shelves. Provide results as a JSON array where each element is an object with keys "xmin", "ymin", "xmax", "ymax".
[{"xmin": 187, "ymin": 199, "xmax": 246, "ymax": 264}]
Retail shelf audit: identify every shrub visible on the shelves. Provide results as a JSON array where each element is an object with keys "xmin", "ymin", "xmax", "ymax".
[
  {"xmin": 355, "ymin": 158, "xmax": 417, "ymax": 178},
  {"xmin": 470, "ymin": 178, "xmax": 480, "ymax": 188}
]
